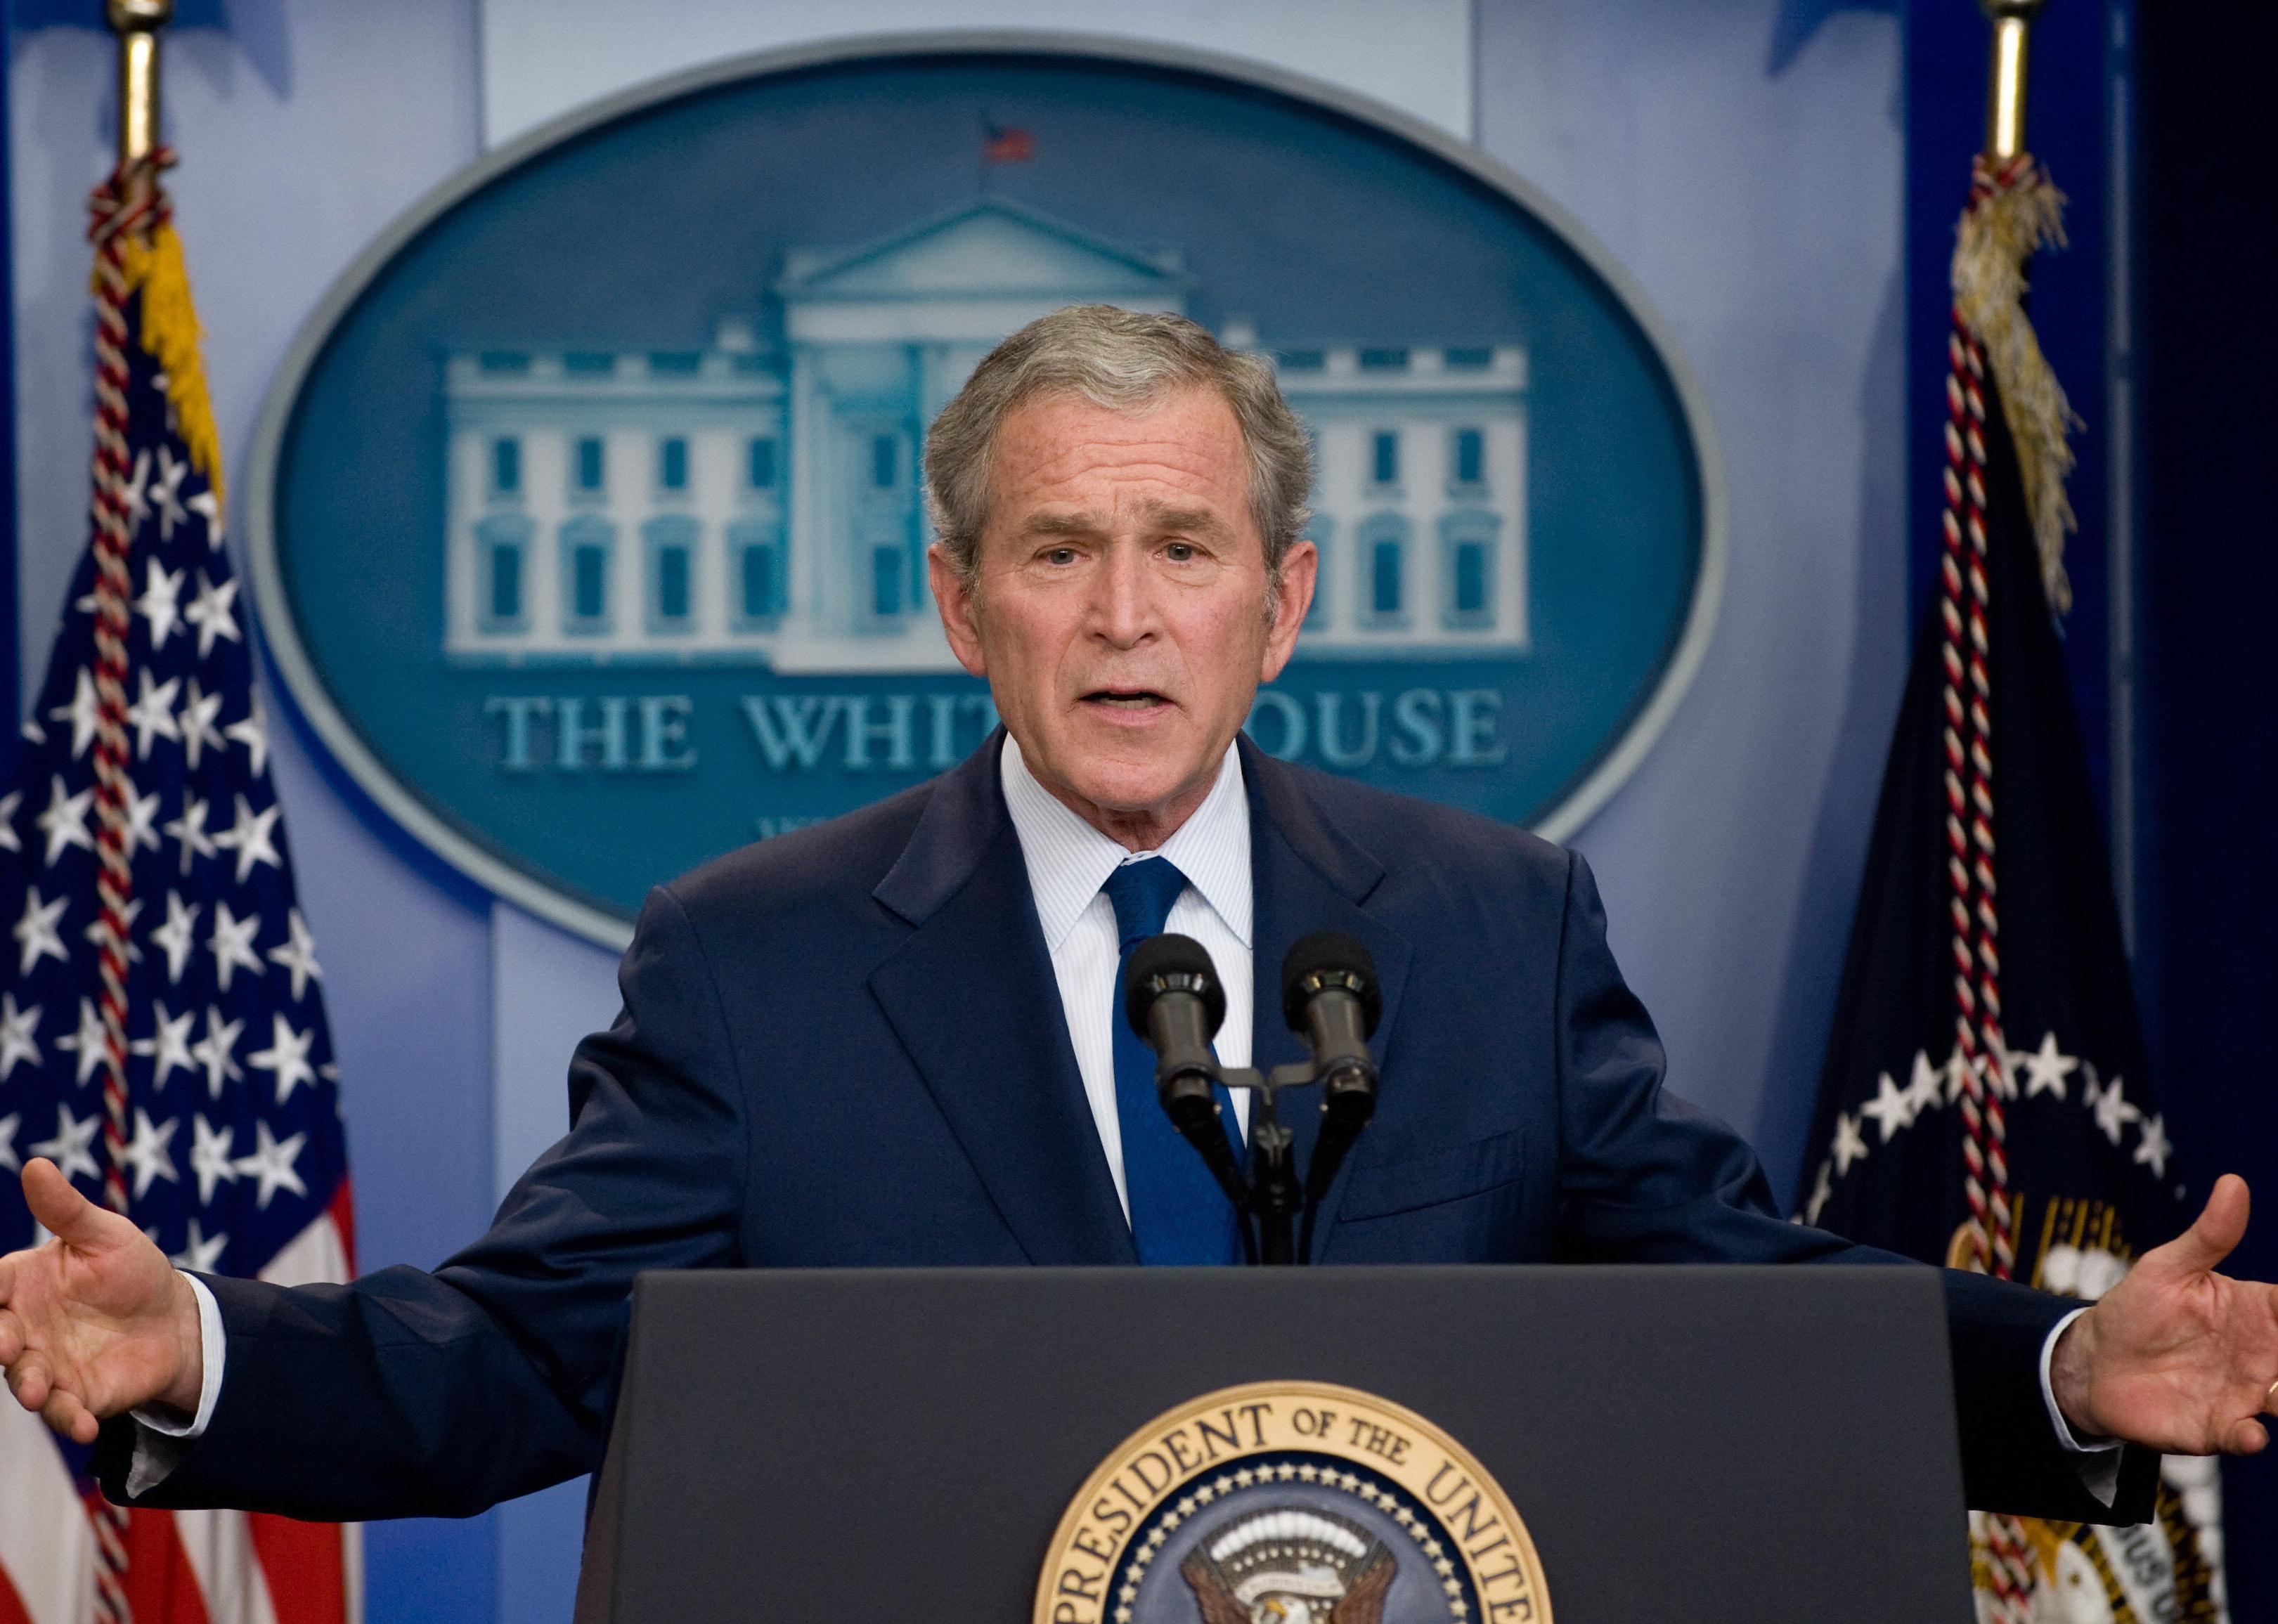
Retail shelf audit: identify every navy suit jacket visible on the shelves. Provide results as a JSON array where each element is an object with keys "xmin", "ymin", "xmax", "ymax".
[{"xmin": 101, "ymin": 733, "xmax": 2155, "ymax": 1521}]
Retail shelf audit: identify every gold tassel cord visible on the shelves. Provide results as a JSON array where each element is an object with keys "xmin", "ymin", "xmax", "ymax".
[
  {"xmin": 1951, "ymin": 160, "xmax": 2077, "ymax": 614},
  {"xmin": 108, "ymin": 220, "xmax": 226, "ymax": 509}
]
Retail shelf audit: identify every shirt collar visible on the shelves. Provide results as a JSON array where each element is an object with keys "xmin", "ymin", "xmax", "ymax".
[{"xmin": 1000, "ymin": 732, "xmax": 1253, "ymax": 953}]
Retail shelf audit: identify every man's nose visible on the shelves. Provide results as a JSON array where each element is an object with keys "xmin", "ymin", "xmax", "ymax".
[{"xmin": 1091, "ymin": 541, "xmax": 1156, "ymax": 647}]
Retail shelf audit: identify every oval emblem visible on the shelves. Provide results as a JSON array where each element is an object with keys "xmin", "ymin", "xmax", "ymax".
[
  {"xmin": 251, "ymin": 34, "xmax": 1721, "ymax": 947},
  {"xmin": 1036, "ymin": 1379, "xmax": 1549, "ymax": 1624}
]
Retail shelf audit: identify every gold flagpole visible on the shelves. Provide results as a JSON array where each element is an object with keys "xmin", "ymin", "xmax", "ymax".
[
  {"xmin": 107, "ymin": 0, "xmax": 173, "ymax": 165},
  {"xmin": 1981, "ymin": 0, "xmax": 2048, "ymax": 160}
]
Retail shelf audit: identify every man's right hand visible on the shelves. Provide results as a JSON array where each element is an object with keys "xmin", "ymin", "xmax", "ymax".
[{"xmin": 0, "ymin": 1157, "xmax": 204, "ymax": 1444}]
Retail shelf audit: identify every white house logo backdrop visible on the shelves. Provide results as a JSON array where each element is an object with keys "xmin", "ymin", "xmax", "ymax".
[{"xmin": 250, "ymin": 37, "xmax": 1721, "ymax": 945}]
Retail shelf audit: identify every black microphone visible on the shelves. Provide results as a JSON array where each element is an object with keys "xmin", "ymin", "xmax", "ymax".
[
  {"xmin": 1281, "ymin": 930, "xmax": 1382, "ymax": 1261},
  {"xmin": 1124, "ymin": 934, "xmax": 1252, "ymax": 1219}
]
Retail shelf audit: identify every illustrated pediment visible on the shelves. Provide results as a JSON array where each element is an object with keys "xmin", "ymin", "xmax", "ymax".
[{"xmin": 777, "ymin": 199, "xmax": 1187, "ymax": 304}]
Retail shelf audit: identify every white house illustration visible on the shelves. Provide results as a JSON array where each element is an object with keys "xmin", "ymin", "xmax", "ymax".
[{"xmin": 442, "ymin": 198, "xmax": 1528, "ymax": 670}]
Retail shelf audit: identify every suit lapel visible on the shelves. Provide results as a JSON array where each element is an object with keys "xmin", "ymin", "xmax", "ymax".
[
  {"xmin": 1241, "ymin": 741, "xmax": 1413, "ymax": 1252},
  {"xmin": 868, "ymin": 734, "xmax": 1136, "ymax": 1266}
]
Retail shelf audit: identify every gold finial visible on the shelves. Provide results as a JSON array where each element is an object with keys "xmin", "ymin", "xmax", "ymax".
[
  {"xmin": 1981, "ymin": 0, "xmax": 2050, "ymax": 161},
  {"xmin": 106, "ymin": 0, "xmax": 174, "ymax": 165}
]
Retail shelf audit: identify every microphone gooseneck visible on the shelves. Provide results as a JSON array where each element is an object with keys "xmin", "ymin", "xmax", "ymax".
[
  {"xmin": 1124, "ymin": 934, "xmax": 1253, "ymax": 1245},
  {"xmin": 1281, "ymin": 930, "xmax": 1383, "ymax": 1262}
]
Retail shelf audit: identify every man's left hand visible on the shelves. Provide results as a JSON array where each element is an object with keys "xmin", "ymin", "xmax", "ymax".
[{"xmin": 2052, "ymin": 1173, "xmax": 2278, "ymax": 1455}]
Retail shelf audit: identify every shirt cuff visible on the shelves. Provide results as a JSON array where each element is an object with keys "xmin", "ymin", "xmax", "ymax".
[
  {"xmin": 124, "ymin": 1273, "xmax": 225, "ymax": 1496},
  {"xmin": 2040, "ymin": 1305, "xmax": 2124, "ymax": 1507}
]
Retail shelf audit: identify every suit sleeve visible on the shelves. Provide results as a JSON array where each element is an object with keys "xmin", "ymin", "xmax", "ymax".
[
  {"xmin": 96, "ymin": 884, "xmax": 750, "ymax": 1519},
  {"xmin": 1546, "ymin": 850, "xmax": 2156, "ymax": 1523}
]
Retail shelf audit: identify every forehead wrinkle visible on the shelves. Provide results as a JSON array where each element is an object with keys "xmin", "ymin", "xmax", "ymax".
[
  {"xmin": 999, "ymin": 441, "xmax": 1238, "ymax": 502},
  {"xmin": 1016, "ymin": 502, "xmax": 1229, "ymax": 541}
]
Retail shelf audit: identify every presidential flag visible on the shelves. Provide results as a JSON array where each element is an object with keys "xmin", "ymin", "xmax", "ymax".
[
  {"xmin": 1797, "ymin": 153, "xmax": 2225, "ymax": 1623},
  {"xmin": 0, "ymin": 152, "xmax": 358, "ymax": 1624}
]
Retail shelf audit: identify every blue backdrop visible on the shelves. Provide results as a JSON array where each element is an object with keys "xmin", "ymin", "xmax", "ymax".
[{"xmin": 7, "ymin": 3, "xmax": 2270, "ymax": 1621}]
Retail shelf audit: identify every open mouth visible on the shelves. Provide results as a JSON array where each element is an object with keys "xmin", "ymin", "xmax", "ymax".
[{"xmin": 1082, "ymin": 688, "xmax": 1171, "ymax": 712}]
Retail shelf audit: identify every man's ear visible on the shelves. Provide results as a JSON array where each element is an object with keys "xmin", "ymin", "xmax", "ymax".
[
  {"xmin": 928, "ymin": 543, "xmax": 989, "ymax": 679},
  {"xmin": 1258, "ymin": 537, "xmax": 1318, "ymax": 684}
]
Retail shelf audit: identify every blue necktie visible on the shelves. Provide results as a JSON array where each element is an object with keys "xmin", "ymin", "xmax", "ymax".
[{"xmin": 1103, "ymin": 857, "xmax": 1243, "ymax": 1266}]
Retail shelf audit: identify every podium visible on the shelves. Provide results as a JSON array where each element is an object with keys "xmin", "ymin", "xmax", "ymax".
[{"xmin": 574, "ymin": 1265, "xmax": 1973, "ymax": 1622}]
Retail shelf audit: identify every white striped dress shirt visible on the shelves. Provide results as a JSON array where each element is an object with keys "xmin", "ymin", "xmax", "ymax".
[{"xmin": 999, "ymin": 734, "xmax": 1253, "ymax": 1221}]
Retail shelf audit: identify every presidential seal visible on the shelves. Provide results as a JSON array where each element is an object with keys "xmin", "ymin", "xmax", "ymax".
[{"xmin": 1036, "ymin": 1381, "xmax": 1548, "ymax": 1624}]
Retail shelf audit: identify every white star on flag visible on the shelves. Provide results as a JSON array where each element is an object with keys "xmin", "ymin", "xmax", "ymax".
[
  {"xmin": 166, "ymin": 792, "xmax": 217, "ymax": 873},
  {"xmin": 192, "ymin": 1007, "xmax": 245, "ymax": 1096},
  {"xmin": 30, "ymin": 1102, "xmax": 103, "ymax": 1185},
  {"xmin": 189, "ymin": 1115, "xmax": 238, "ymax": 1203},
  {"xmin": 124, "ymin": 786, "xmax": 164, "ymax": 856},
  {"xmin": 225, "ymin": 690, "xmax": 270, "ymax": 775},
  {"xmin": 48, "ymin": 667, "xmax": 98, "ymax": 758},
  {"xmin": 152, "ymin": 890, "xmax": 200, "ymax": 984},
  {"xmin": 1943, "ymin": 1047, "xmax": 1971, "ymax": 1105},
  {"xmin": 150, "ymin": 444, "xmax": 190, "ymax": 538},
  {"xmin": 183, "ymin": 571, "xmax": 241, "ymax": 658},
  {"xmin": 36, "ymin": 774, "xmax": 94, "ymax": 866},
  {"xmin": 249, "ymin": 1013, "xmax": 317, "ymax": 1105},
  {"xmin": 187, "ymin": 488, "xmax": 224, "ymax": 546},
  {"xmin": 136, "ymin": 557, "xmax": 186, "ymax": 651},
  {"xmin": 268, "ymin": 909, "xmax": 323, "ymax": 1001},
  {"xmin": 132, "ymin": 1001, "xmax": 198, "ymax": 1089},
  {"xmin": 172, "ymin": 1217, "xmax": 228, "ymax": 1272},
  {"xmin": 0, "ymin": 994, "xmax": 42, "ymax": 1079},
  {"xmin": 2088, "ymin": 1073, "xmax": 2144, "ymax": 1146},
  {"xmin": 1832, "ymin": 1111, "xmax": 1870, "ymax": 1175},
  {"xmin": 208, "ymin": 898, "xmax": 264, "ymax": 992},
  {"xmin": 13, "ymin": 887, "xmax": 70, "ymax": 975},
  {"xmin": 214, "ymin": 794, "xmax": 283, "ymax": 884},
  {"xmin": 0, "ymin": 789, "xmax": 18, "ymax": 854},
  {"xmin": 2135, "ymin": 1114, "xmax": 2173, "ymax": 1178},
  {"xmin": 53, "ymin": 996, "xmax": 110, "ymax": 1088},
  {"xmin": 123, "ymin": 1107, "xmax": 181, "ymax": 1200},
  {"xmin": 1858, "ymin": 1071, "xmax": 1918, "ymax": 1142},
  {"xmin": 119, "ymin": 447, "xmax": 151, "ymax": 531},
  {"xmin": 1803, "ymin": 1158, "xmax": 1834, "ymax": 1226},
  {"xmin": 2019, "ymin": 1032, "xmax": 2080, "ymax": 1100},
  {"xmin": 0, "ymin": 1113, "xmax": 19, "ymax": 1174},
  {"xmin": 1902, "ymin": 1050, "xmax": 1946, "ymax": 1117},
  {"xmin": 126, "ymin": 668, "xmax": 183, "ymax": 758},
  {"xmin": 178, "ymin": 675, "xmax": 226, "ymax": 768},
  {"xmin": 233, "ymin": 1119, "xmax": 307, "ymax": 1209}
]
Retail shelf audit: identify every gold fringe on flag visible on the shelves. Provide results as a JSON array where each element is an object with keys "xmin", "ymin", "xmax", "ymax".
[
  {"xmin": 107, "ymin": 220, "xmax": 226, "ymax": 508},
  {"xmin": 1951, "ymin": 158, "xmax": 2077, "ymax": 613}
]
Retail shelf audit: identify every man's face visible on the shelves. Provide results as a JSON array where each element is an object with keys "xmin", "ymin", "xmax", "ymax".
[{"xmin": 931, "ymin": 386, "xmax": 1314, "ymax": 846}]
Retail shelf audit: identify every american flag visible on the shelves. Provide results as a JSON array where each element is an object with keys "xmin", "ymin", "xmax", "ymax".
[{"xmin": 0, "ymin": 153, "xmax": 358, "ymax": 1624}]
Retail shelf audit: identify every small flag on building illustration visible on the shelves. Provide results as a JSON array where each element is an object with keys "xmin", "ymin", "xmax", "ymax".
[
  {"xmin": 1796, "ymin": 149, "xmax": 2226, "ymax": 1623},
  {"xmin": 0, "ymin": 145, "xmax": 360, "ymax": 1624},
  {"xmin": 983, "ymin": 119, "xmax": 1037, "ymax": 164}
]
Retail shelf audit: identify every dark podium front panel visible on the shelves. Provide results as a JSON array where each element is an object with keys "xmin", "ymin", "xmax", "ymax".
[{"xmin": 576, "ymin": 1266, "xmax": 1970, "ymax": 1623}]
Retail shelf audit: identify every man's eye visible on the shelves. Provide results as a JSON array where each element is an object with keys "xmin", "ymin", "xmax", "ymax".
[
  {"xmin": 1164, "ymin": 541, "xmax": 1197, "ymax": 562},
  {"xmin": 1044, "ymin": 547, "xmax": 1078, "ymax": 566}
]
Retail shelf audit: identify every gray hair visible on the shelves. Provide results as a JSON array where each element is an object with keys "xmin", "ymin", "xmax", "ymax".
[{"xmin": 923, "ymin": 305, "xmax": 1314, "ymax": 586}]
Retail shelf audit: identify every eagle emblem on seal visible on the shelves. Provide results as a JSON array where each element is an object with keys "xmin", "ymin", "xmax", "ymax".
[{"xmin": 1178, "ymin": 1508, "xmax": 1397, "ymax": 1624}]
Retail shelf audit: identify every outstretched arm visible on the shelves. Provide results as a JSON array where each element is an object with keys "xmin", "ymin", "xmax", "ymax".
[
  {"xmin": 0, "ymin": 1157, "xmax": 203, "ymax": 1442},
  {"xmin": 2052, "ymin": 1173, "xmax": 2278, "ymax": 1455}
]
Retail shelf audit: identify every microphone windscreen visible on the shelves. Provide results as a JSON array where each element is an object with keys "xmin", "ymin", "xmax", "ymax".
[
  {"xmin": 1280, "ymin": 930, "xmax": 1383, "ymax": 1035},
  {"xmin": 1125, "ymin": 933, "xmax": 1227, "ymax": 1039}
]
